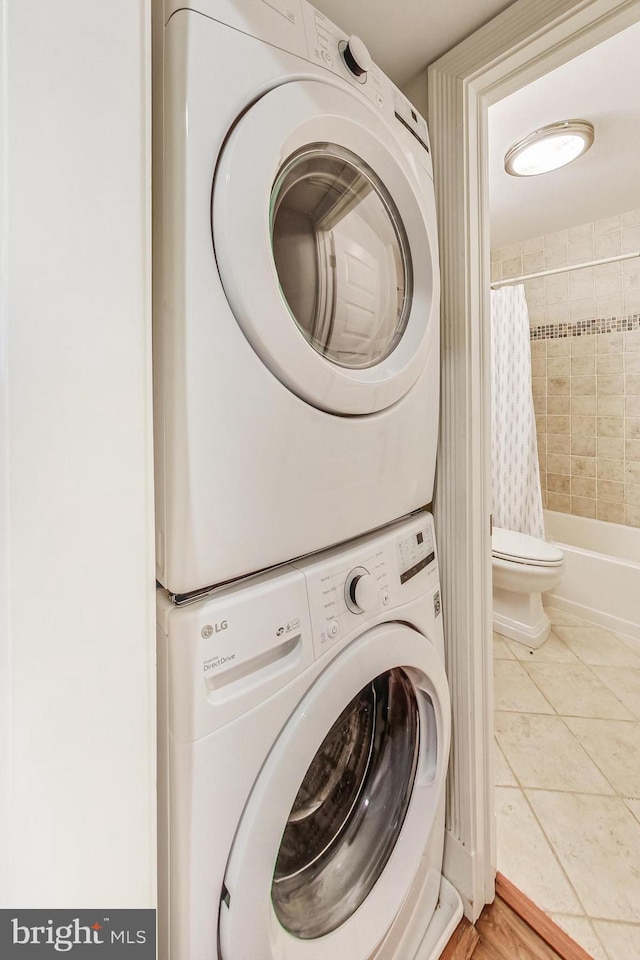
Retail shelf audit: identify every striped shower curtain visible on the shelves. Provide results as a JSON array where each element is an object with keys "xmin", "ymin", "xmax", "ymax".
[{"xmin": 490, "ymin": 283, "xmax": 545, "ymax": 539}]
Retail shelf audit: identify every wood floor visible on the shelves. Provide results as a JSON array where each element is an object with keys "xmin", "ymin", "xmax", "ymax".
[{"xmin": 441, "ymin": 874, "xmax": 595, "ymax": 960}]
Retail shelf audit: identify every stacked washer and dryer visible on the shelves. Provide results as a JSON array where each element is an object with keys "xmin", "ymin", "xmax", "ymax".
[{"xmin": 154, "ymin": 1, "xmax": 460, "ymax": 957}]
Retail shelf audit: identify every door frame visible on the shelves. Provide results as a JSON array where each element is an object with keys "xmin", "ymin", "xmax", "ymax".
[{"xmin": 427, "ymin": 0, "xmax": 640, "ymax": 921}]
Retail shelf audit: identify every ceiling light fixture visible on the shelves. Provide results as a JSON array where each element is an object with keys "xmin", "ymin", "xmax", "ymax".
[{"xmin": 504, "ymin": 119, "xmax": 595, "ymax": 177}]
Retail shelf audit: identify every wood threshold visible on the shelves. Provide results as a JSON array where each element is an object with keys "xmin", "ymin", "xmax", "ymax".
[
  {"xmin": 493, "ymin": 873, "xmax": 594, "ymax": 960},
  {"xmin": 441, "ymin": 874, "xmax": 596, "ymax": 960}
]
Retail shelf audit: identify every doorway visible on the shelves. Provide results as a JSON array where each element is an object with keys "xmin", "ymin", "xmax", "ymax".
[{"xmin": 427, "ymin": 0, "xmax": 640, "ymax": 935}]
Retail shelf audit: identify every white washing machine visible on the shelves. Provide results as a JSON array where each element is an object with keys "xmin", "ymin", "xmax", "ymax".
[
  {"xmin": 157, "ymin": 512, "xmax": 451, "ymax": 960},
  {"xmin": 153, "ymin": 0, "xmax": 441, "ymax": 596}
]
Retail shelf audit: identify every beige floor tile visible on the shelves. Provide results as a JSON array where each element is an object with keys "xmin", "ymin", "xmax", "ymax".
[
  {"xmin": 494, "ymin": 611, "xmax": 640, "ymax": 937},
  {"xmin": 545, "ymin": 606, "xmax": 592, "ymax": 628},
  {"xmin": 524, "ymin": 662, "xmax": 636, "ymax": 720},
  {"xmin": 617, "ymin": 633, "xmax": 640, "ymax": 659},
  {"xmin": 527, "ymin": 790, "xmax": 640, "ymax": 922},
  {"xmin": 624, "ymin": 798, "xmax": 640, "ymax": 823},
  {"xmin": 564, "ymin": 717, "xmax": 640, "ymax": 798},
  {"xmin": 493, "ymin": 632, "xmax": 515, "ymax": 660},
  {"xmin": 494, "ymin": 736, "xmax": 518, "ymax": 786},
  {"xmin": 592, "ymin": 666, "xmax": 640, "ymax": 720},
  {"xmin": 493, "ymin": 660, "xmax": 555, "ymax": 714},
  {"xmin": 554, "ymin": 625, "xmax": 640, "ymax": 667},
  {"xmin": 495, "ymin": 786, "xmax": 583, "ymax": 915},
  {"xmin": 507, "ymin": 629, "xmax": 579, "ymax": 663},
  {"xmin": 549, "ymin": 915, "xmax": 610, "ymax": 960},
  {"xmin": 495, "ymin": 712, "xmax": 614, "ymax": 794},
  {"xmin": 592, "ymin": 921, "xmax": 640, "ymax": 960}
]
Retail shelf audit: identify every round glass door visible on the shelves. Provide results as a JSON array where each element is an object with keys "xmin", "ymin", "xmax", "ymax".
[
  {"xmin": 212, "ymin": 80, "xmax": 438, "ymax": 415},
  {"xmin": 270, "ymin": 144, "xmax": 413, "ymax": 370},
  {"xmin": 271, "ymin": 669, "xmax": 419, "ymax": 939},
  {"xmin": 218, "ymin": 621, "xmax": 450, "ymax": 960}
]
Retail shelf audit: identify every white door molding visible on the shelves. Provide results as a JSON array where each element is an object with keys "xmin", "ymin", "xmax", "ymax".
[
  {"xmin": 0, "ymin": 0, "xmax": 11, "ymax": 906},
  {"xmin": 427, "ymin": 0, "xmax": 640, "ymax": 921}
]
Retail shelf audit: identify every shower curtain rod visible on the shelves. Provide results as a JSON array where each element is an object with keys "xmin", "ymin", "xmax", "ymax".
[{"xmin": 490, "ymin": 249, "xmax": 640, "ymax": 288}]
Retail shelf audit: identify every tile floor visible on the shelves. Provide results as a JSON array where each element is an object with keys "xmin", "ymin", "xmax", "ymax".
[{"xmin": 493, "ymin": 606, "xmax": 640, "ymax": 960}]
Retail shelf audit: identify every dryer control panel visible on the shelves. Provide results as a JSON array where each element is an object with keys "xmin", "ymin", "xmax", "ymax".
[
  {"xmin": 294, "ymin": 512, "xmax": 440, "ymax": 660},
  {"xmin": 300, "ymin": 2, "xmax": 432, "ymax": 164},
  {"xmin": 163, "ymin": 0, "xmax": 432, "ymax": 172}
]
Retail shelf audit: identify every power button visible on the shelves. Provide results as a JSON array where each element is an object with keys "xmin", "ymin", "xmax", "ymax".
[{"xmin": 327, "ymin": 620, "xmax": 339, "ymax": 638}]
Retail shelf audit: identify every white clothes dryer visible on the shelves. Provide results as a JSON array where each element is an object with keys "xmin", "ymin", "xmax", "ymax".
[
  {"xmin": 157, "ymin": 512, "xmax": 451, "ymax": 960},
  {"xmin": 153, "ymin": 0, "xmax": 441, "ymax": 595}
]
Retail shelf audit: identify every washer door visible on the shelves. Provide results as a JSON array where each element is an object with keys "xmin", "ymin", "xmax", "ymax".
[
  {"xmin": 218, "ymin": 623, "xmax": 450, "ymax": 960},
  {"xmin": 212, "ymin": 81, "xmax": 438, "ymax": 416}
]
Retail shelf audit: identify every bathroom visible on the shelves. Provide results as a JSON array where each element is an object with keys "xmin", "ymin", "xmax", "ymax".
[{"xmin": 488, "ymin": 21, "xmax": 640, "ymax": 960}]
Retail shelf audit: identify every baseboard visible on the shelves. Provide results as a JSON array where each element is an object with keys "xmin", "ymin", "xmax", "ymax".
[{"xmin": 545, "ymin": 592, "xmax": 640, "ymax": 645}]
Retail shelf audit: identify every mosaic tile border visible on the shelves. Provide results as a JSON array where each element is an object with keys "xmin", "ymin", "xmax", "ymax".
[{"xmin": 530, "ymin": 313, "xmax": 640, "ymax": 341}]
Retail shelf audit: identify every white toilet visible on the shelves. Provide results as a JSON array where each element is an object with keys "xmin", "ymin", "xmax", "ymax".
[{"xmin": 492, "ymin": 526, "xmax": 564, "ymax": 648}]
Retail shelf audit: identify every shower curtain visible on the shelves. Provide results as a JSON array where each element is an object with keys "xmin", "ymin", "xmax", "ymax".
[{"xmin": 490, "ymin": 283, "xmax": 545, "ymax": 539}]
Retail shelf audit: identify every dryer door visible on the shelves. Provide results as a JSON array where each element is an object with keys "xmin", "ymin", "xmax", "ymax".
[
  {"xmin": 212, "ymin": 81, "xmax": 438, "ymax": 416},
  {"xmin": 218, "ymin": 622, "xmax": 450, "ymax": 960}
]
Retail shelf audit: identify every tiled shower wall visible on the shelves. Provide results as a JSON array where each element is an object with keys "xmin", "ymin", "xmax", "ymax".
[{"xmin": 491, "ymin": 208, "xmax": 640, "ymax": 528}]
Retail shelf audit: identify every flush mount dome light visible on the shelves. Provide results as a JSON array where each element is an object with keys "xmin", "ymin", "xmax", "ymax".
[{"xmin": 504, "ymin": 119, "xmax": 594, "ymax": 177}]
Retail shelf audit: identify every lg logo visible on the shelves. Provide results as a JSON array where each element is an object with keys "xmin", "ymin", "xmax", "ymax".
[{"xmin": 201, "ymin": 621, "xmax": 228, "ymax": 639}]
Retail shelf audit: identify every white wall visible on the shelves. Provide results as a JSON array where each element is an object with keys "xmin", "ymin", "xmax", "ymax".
[
  {"xmin": 0, "ymin": 0, "xmax": 155, "ymax": 907},
  {"xmin": 401, "ymin": 71, "xmax": 428, "ymax": 121}
]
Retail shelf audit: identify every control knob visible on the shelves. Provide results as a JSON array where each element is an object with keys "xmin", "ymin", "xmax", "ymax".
[
  {"xmin": 342, "ymin": 35, "xmax": 372, "ymax": 79},
  {"xmin": 345, "ymin": 566, "xmax": 378, "ymax": 614}
]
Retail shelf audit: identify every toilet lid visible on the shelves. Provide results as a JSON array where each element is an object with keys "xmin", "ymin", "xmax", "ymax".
[{"xmin": 492, "ymin": 527, "xmax": 564, "ymax": 566}]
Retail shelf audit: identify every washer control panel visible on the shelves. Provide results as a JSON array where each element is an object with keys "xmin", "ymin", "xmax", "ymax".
[
  {"xmin": 397, "ymin": 524, "xmax": 435, "ymax": 584},
  {"xmin": 345, "ymin": 566, "xmax": 379, "ymax": 614},
  {"xmin": 295, "ymin": 513, "xmax": 439, "ymax": 659}
]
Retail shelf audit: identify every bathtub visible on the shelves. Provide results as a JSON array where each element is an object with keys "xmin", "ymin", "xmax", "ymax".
[{"xmin": 543, "ymin": 510, "xmax": 640, "ymax": 642}]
